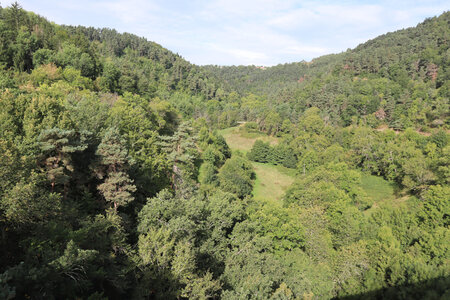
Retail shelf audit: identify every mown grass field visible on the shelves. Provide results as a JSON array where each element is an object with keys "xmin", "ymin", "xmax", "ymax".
[
  {"xmin": 219, "ymin": 125, "xmax": 294, "ymax": 204},
  {"xmin": 252, "ymin": 162, "xmax": 296, "ymax": 204},
  {"xmin": 360, "ymin": 174, "xmax": 410, "ymax": 213},
  {"xmin": 218, "ymin": 126, "xmax": 279, "ymax": 153}
]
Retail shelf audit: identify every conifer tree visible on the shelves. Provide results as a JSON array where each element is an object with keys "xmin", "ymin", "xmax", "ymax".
[
  {"xmin": 159, "ymin": 121, "xmax": 198, "ymax": 189},
  {"xmin": 94, "ymin": 127, "xmax": 136, "ymax": 211},
  {"xmin": 38, "ymin": 128, "xmax": 88, "ymax": 194}
]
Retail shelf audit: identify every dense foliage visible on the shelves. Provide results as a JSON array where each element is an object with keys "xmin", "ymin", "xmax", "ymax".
[
  {"xmin": 204, "ymin": 12, "xmax": 449, "ymax": 131},
  {"xmin": 0, "ymin": 3, "xmax": 448, "ymax": 299}
]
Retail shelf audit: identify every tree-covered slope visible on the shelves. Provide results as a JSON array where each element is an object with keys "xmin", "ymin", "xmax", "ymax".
[
  {"xmin": 205, "ymin": 12, "xmax": 449, "ymax": 129},
  {"xmin": 0, "ymin": 3, "xmax": 448, "ymax": 299},
  {"xmin": 0, "ymin": 3, "xmax": 222, "ymax": 99}
]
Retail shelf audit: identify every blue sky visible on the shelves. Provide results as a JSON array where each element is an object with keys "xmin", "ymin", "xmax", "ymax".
[{"xmin": 3, "ymin": 1, "xmax": 448, "ymax": 66}]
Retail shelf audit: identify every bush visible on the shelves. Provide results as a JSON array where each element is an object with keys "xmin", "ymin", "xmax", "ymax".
[
  {"xmin": 247, "ymin": 140, "xmax": 271, "ymax": 163},
  {"xmin": 218, "ymin": 156, "xmax": 255, "ymax": 198},
  {"xmin": 244, "ymin": 122, "xmax": 258, "ymax": 132},
  {"xmin": 248, "ymin": 141, "xmax": 297, "ymax": 168},
  {"xmin": 198, "ymin": 162, "xmax": 217, "ymax": 185}
]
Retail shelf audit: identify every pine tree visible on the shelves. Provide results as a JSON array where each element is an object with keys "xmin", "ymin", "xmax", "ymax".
[
  {"xmin": 94, "ymin": 127, "xmax": 136, "ymax": 211},
  {"xmin": 158, "ymin": 121, "xmax": 198, "ymax": 190},
  {"xmin": 38, "ymin": 128, "xmax": 88, "ymax": 195}
]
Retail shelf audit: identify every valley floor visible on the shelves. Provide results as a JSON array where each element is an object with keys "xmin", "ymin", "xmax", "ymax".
[
  {"xmin": 219, "ymin": 125, "xmax": 296, "ymax": 204},
  {"xmin": 219, "ymin": 125, "xmax": 408, "ymax": 209}
]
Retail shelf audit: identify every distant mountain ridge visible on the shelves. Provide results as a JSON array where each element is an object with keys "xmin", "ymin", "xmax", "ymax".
[
  {"xmin": 203, "ymin": 11, "xmax": 449, "ymax": 129},
  {"xmin": 0, "ymin": 4, "xmax": 447, "ymax": 130}
]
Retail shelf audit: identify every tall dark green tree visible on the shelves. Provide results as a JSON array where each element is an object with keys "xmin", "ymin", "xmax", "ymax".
[
  {"xmin": 247, "ymin": 140, "xmax": 271, "ymax": 163},
  {"xmin": 218, "ymin": 155, "xmax": 255, "ymax": 198},
  {"xmin": 159, "ymin": 121, "xmax": 198, "ymax": 190},
  {"xmin": 38, "ymin": 128, "xmax": 89, "ymax": 194},
  {"xmin": 94, "ymin": 127, "xmax": 136, "ymax": 211}
]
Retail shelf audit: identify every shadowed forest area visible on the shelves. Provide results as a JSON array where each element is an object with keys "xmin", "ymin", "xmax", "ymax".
[{"xmin": 336, "ymin": 276, "xmax": 450, "ymax": 299}]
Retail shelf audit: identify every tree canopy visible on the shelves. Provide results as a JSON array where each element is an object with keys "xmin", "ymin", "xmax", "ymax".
[{"xmin": 0, "ymin": 4, "xmax": 448, "ymax": 299}]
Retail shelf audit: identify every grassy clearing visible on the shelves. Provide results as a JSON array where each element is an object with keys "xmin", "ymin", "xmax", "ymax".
[
  {"xmin": 218, "ymin": 126, "xmax": 408, "ymax": 210},
  {"xmin": 219, "ymin": 125, "xmax": 294, "ymax": 204},
  {"xmin": 252, "ymin": 162, "xmax": 295, "ymax": 205},
  {"xmin": 218, "ymin": 126, "xmax": 278, "ymax": 153},
  {"xmin": 361, "ymin": 174, "xmax": 396, "ymax": 203},
  {"xmin": 360, "ymin": 174, "xmax": 410, "ymax": 213}
]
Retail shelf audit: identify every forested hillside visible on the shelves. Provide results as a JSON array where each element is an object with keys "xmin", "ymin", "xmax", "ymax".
[
  {"xmin": 205, "ymin": 12, "xmax": 449, "ymax": 130},
  {"xmin": 0, "ymin": 3, "xmax": 449, "ymax": 299}
]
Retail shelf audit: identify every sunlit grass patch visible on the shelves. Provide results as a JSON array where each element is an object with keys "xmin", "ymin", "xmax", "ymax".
[
  {"xmin": 252, "ymin": 162, "xmax": 295, "ymax": 204},
  {"xmin": 218, "ymin": 126, "xmax": 278, "ymax": 153},
  {"xmin": 361, "ymin": 174, "xmax": 396, "ymax": 203}
]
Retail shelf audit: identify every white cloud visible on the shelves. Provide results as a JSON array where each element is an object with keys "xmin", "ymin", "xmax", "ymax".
[
  {"xmin": 268, "ymin": 4, "xmax": 384, "ymax": 31},
  {"xmin": 217, "ymin": 47, "xmax": 268, "ymax": 64},
  {"xmin": 192, "ymin": 1, "xmax": 394, "ymax": 64},
  {"xmin": 93, "ymin": 1, "xmax": 158, "ymax": 23},
  {"xmin": 268, "ymin": 8, "xmax": 316, "ymax": 29},
  {"xmin": 282, "ymin": 45, "xmax": 329, "ymax": 56},
  {"xmin": 200, "ymin": 0, "xmax": 295, "ymax": 19}
]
